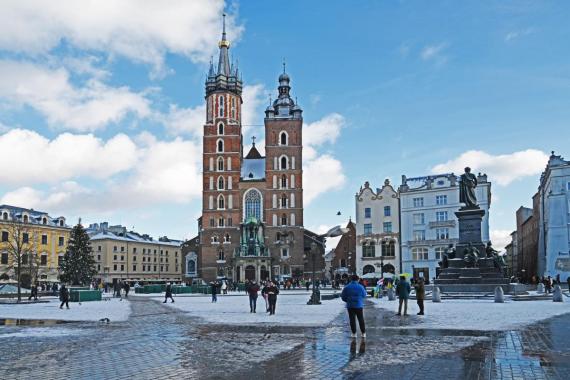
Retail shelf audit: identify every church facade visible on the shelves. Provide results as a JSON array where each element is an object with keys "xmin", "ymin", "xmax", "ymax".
[{"xmin": 197, "ymin": 20, "xmax": 321, "ymax": 283}]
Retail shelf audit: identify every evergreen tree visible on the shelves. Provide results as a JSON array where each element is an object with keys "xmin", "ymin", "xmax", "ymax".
[{"xmin": 59, "ymin": 222, "xmax": 97, "ymax": 285}]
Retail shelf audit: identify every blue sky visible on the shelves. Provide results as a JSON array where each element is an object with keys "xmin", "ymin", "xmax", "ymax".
[{"xmin": 0, "ymin": 0, "xmax": 569, "ymax": 250}]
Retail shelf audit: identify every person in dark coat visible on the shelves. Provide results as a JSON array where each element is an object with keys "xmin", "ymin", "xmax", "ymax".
[
  {"xmin": 113, "ymin": 281, "xmax": 121, "ymax": 298},
  {"xmin": 52, "ymin": 283, "xmax": 58, "ymax": 296},
  {"xmin": 59, "ymin": 285, "xmax": 70, "ymax": 309},
  {"xmin": 266, "ymin": 282, "xmax": 279, "ymax": 315},
  {"xmin": 163, "ymin": 282, "xmax": 175, "ymax": 303},
  {"xmin": 28, "ymin": 282, "xmax": 38, "ymax": 301},
  {"xmin": 248, "ymin": 281, "xmax": 260, "ymax": 313},
  {"xmin": 305, "ymin": 281, "xmax": 310, "ymax": 292},
  {"xmin": 396, "ymin": 275, "xmax": 411, "ymax": 316},
  {"xmin": 341, "ymin": 274, "xmax": 367, "ymax": 338},
  {"xmin": 414, "ymin": 278, "xmax": 426, "ymax": 315},
  {"xmin": 210, "ymin": 281, "xmax": 218, "ymax": 303},
  {"xmin": 124, "ymin": 282, "xmax": 130, "ymax": 298}
]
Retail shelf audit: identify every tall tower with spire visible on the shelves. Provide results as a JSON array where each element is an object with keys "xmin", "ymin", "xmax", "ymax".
[{"xmin": 201, "ymin": 14, "xmax": 243, "ymax": 280}]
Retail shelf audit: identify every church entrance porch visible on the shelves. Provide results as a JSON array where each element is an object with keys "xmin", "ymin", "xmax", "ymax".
[{"xmin": 245, "ymin": 265, "xmax": 256, "ymax": 281}]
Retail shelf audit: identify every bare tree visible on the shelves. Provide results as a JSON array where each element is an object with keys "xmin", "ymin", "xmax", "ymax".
[{"xmin": 3, "ymin": 220, "xmax": 36, "ymax": 302}]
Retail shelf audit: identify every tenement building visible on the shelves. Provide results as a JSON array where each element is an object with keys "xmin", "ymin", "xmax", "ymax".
[
  {"xmin": 537, "ymin": 152, "xmax": 570, "ymax": 280},
  {"xmin": 87, "ymin": 223, "xmax": 183, "ymax": 285},
  {"xmin": 197, "ymin": 19, "xmax": 323, "ymax": 282},
  {"xmin": 355, "ymin": 180, "xmax": 400, "ymax": 278},
  {"xmin": 326, "ymin": 220, "xmax": 356, "ymax": 281},
  {"xmin": 0, "ymin": 205, "xmax": 70, "ymax": 283},
  {"xmin": 399, "ymin": 173, "xmax": 491, "ymax": 281}
]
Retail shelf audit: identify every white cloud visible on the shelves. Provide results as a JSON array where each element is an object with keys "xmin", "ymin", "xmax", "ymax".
[
  {"xmin": 0, "ymin": 128, "xmax": 138, "ymax": 185},
  {"xmin": 241, "ymin": 84, "xmax": 267, "ymax": 137},
  {"xmin": 0, "ymin": 0, "xmax": 241, "ymax": 75},
  {"xmin": 431, "ymin": 149, "xmax": 549, "ymax": 186},
  {"xmin": 303, "ymin": 113, "xmax": 345, "ymax": 160},
  {"xmin": 490, "ymin": 229, "xmax": 513, "ymax": 252},
  {"xmin": 505, "ymin": 28, "xmax": 535, "ymax": 42},
  {"xmin": 304, "ymin": 154, "xmax": 346, "ymax": 204},
  {"xmin": 0, "ymin": 130, "xmax": 202, "ymax": 214},
  {"xmin": 160, "ymin": 104, "xmax": 205, "ymax": 137},
  {"xmin": 420, "ymin": 43, "xmax": 449, "ymax": 65},
  {"xmin": 0, "ymin": 60, "xmax": 150, "ymax": 131}
]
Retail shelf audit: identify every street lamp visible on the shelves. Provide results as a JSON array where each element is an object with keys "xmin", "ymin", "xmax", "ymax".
[{"xmin": 306, "ymin": 225, "xmax": 349, "ymax": 305}]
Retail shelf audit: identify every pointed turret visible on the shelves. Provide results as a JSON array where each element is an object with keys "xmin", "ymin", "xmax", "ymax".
[
  {"xmin": 268, "ymin": 61, "xmax": 302, "ymax": 119},
  {"xmin": 205, "ymin": 14, "xmax": 242, "ymax": 97}
]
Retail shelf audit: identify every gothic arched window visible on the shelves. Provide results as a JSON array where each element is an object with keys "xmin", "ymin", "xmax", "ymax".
[
  {"xmin": 219, "ymin": 96, "xmax": 224, "ymax": 117},
  {"xmin": 217, "ymin": 139, "xmax": 224, "ymax": 153},
  {"xmin": 281, "ymin": 214, "xmax": 287, "ymax": 226},
  {"xmin": 280, "ymin": 131, "xmax": 288, "ymax": 145},
  {"xmin": 280, "ymin": 156, "xmax": 287, "ymax": 170},
  {"xmin": 281, "ymin": 194, "xmax": 287, "ymax": 208},
  {"xmin": 218, "ymin": 177, "xmax": 225, "ymax": 190},
  {"xmin": 217, "ymin": 157, "xmax": 224, "ymax": 171},
  {"xmin": 218, "ymin": 195, "xmax": 225, "ymax": 209},
  {"xmin": 218, "ymin": 123, "xmax": 224, "ymax": 135},
  {"xmin": 281, "ymin": 174, "xmax": 287, "ymax": 188},
  {"xmin": 244, "ymin": 189, "xmax": 262, "ymax": 220}
]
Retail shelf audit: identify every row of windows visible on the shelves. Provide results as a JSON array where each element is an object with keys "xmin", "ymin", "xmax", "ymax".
[
  {"xmin": 412, "ymin": 211, "xmax": 450, "ymax": 225},
  {"xmin": 412, "ymin": 195, "xmax": 448, "ymax": 208},
  {"xmin": 362, "ymin": 241, "xmax": 397, "ymax": 258},
  {"xmin": 109, "ymin": 264, "xmax": 178, "ymax": 272},
  {"xmin": 100, "ymin": 246, "xmax": 177, "ymax": 256},
  {"xmin": 0, "ymin": 252, "xmax": 53, "ymax": 266},
  {"xmin": 108, "ymin": 254, "xmax": 178, "ymax": 264},
  {"xmin": 207, "ymin": 95, "xmax": 238, "ymax": 121},
  {"xmin": 412, "ymin": 227, "xmax": 450, "ymax": 241},
  {"xmin": 1, "ymin": 231, "xmax": 64, "ymax": 246},
  {"xmin": 209, "ymin": 217, "xmax": 233, "ymax": 228},
  {"xmin": 364, "ymin": 206, "xmax": 391, "ymax": 218},
  {"xmin": 211, "ymin": 234, "xmax": 231, "ymax": 244},
  {"xmin": 1, "ymin": 212, "xmax": 65, "ymax": 227},
  {"xmin": 272, "ymin": 174, "xmax": 295, "ymax": 189},
  {"xmin": 410, "ymin": 247, "xmax": 446, "ymax": 261},
  {"xmin": 363, "ymin": 222, "xmax": 393, "ymax": 235}
]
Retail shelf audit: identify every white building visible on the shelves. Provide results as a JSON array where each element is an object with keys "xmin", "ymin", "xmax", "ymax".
[
  {"xmin": 538, "ymin": 152, "xmax": 570, "ymax": 280},
  {"xmin": 399, "ymin": 173, "xmax": 491, "ymax": 281},
  {"xmin": 355, "ymin": 179, "xmax": 400, "ymax": 277}
]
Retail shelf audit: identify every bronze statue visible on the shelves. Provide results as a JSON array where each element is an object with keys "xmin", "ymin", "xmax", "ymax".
[
  {"xmin": 485, "ymin": 241, "xmax": 499, "ymax": 258},
  {"xmin": 459, "ymin": 167, "xmax": 478, "ymax": 208},
  {"xmin": 463, "ymin": 243, "xmax": 480, "ymax": 267},
  {"xmin": 486, "ymin": 241, "xmax": 506, "ymax": 270},
  {"xmin": 445, "ymin": 244, "xmax": 456, "ymax": 259}
]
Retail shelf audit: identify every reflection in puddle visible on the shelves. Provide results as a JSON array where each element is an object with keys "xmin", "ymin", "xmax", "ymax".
[{"xmin": 0, "ymin": 319, "xmax": 71, "ymax": 326}]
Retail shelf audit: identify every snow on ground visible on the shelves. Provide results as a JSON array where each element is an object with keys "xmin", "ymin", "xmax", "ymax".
[
  {"xmin": 154, "ymin": 293, "xmax": 345, "ymax": 326},
  {"xmin": 0, "ymin": 327, "xmax": 88, "ymax": 339},
  {"xmin": 370, "ymin": 297, "xmax": 570, "ymax": 331},
  {"xmin": 0, "ymin": 297, "xmax": 131, "ymax": 322}
]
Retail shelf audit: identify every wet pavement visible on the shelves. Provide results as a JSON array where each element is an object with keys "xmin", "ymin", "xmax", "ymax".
[{"xmin": 0, "ymin": 297, "xmax": 568, "ymax": 379}]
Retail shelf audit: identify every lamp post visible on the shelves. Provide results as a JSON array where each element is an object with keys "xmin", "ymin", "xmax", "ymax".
[{"xmin": 306, "ymin": 225, "xmax": 349, "ymax": 305}]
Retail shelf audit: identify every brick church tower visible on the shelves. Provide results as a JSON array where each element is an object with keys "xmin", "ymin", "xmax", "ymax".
[{"xmin": 200, "ymin": 16, "xmax": 242, "ymax": 280}]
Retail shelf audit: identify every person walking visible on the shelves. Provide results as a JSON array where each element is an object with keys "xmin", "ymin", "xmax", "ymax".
[
  {"xmin": 396, "ymin": 275, "xmax": 411, "ymax": 316},
  {"xmin": 124, "ymin": 282, "xmax": 130, "ymax": 298},
  {"xmin": 163, "ymin": 282, "xmax": 175, "ymax": 303},
  {"xmin": 266, "ymin": 281, "xmax": 279, "ymax": 315},
  {"xmin": 414, "ymin": 278, "xmax": 426, "ymax": 315},
  {"xmin": 248, "ymin": 281, "xmax": 260, "ymax": 313},
  {"xmin": 341, "ymin": 274, "xmax": 367, "ymax": 338},
  {"xmin": 222, "ymin": 280, "xmax": 228, "ymax": 295},
  {"xmin": 261, "ymin": 281, "xmax": 270, "ymax": 312},
  {"xmin": 59, "ymin": 284, "xmax": 70, "ymax": 309},
  {"xmin": 305, "ymin": 280, "xmax": 310, "ymax": 292},
  {"xmin": 28, "ymin": 282, "xmax": 38, "ymax": 301},
  {"xmin": 210, "ymin": 281, "xmax": 218, "ymax": 303}
]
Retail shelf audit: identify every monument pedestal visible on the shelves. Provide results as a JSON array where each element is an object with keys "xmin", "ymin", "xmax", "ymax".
[{"xmin": 455, "ymin": 207, "xmax": 486, "ymax": 254}]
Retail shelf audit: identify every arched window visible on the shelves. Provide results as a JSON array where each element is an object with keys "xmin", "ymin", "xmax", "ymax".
[
  {"xmin": 280, "ymin": 156, "xmax": 287, "ymax": 170},
  {"xmin": 230, "ymin": 97, "xmax": 236, "ymax": 119},
  {"xmin": 218, "ymin": 123, "xmax": 224, "ymax": 135},
  {"xmin": 224, "ymin": 234, "xmax": 231, "ymax": 243},
  {"xmin": 281, "ymin": 194, "xmax": 288, "ymax": 208},
  {"xmin": 217, "ymin": 139, "xmax": 224, "ymax": 153},
  {"xmin": 59, "ymin": 220, "xmax": 64, "ymax": 227},
  {"xmin": 23, "ymin": 215, "xmax": 29, "ymax": 223},
  {"xmin": 3, "ymin": 212, "xmax": 8, "ymax": 220},
  {"xmin": 42, "ymin": 217, "xmax": 47, "ymax": 225},
  {"xmin": 219, "ymin": 96, "xmax": 224, "ymax": 117},
  {"xmin": 218, "ymin": 195, "xmax": 225, "ymax": 209},
  {"xmin": 244, "ymin": 189, "xmax": 262, "ymax": 220},
  {"xmin": 218, "ymin": 177, "xmax": 225, "ymax": 190},
  {"xmin": 218, "ymin": 249, "xmax": 225, "ymax": 261},
  {"xmin": 363, "ymin": 242, "xmax": 376, "ymax": 258},
  {"xmin": 281, "ymin": 175, "xmax": 287, "ymax": 188},
  {"xmin": 211, "ymin": 235, "xmax": 219, "ymax": 243},
  {"xmin": 281, "ymin": 214, "xmax": 287, "ymax": 226},
  {"xmin": 363, "ymin": 265, "xmax": 375, "ymax": 275},
  {"xmin": 280, "ymin": 131, "xmax": 288, "ymax": 145},
  {"xmin": 218, "ymin": 217, "xmax": 225, "ymax": 227},
  {"xmin": 217, "ymin": 157, "xmax": 224, "ymax": 171},
  {"xmin": 381, "ymin": 240, "xmax": 396, "ymax": 257}
]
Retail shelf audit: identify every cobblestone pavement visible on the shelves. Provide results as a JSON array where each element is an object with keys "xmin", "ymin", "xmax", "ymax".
[{"xmin": 0, "ymin": 297, "xmax": 569, "ymax": 379}]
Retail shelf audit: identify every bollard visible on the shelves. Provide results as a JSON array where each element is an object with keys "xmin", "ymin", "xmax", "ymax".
[
  {"xmin": 494, "ymin": 286, "xmax": 504, "ymax": 303},
  {"xmin": 387, "ymin": 288, "xmax": 396, "ymax": 301},
  {"xmin": 432, "ymin": 287, "xmax": 441, "ymax": 303},
  {"xmin": 537, "ymin": 283, "xmax": 545, "ymax": 293},
  {"xmin": 553, "ymin": 285, "xmax": 564, "ymax": 302}
]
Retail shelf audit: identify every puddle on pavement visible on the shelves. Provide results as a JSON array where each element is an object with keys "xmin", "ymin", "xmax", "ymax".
[{"xmin": 0, "ymin": 319, "xmax": 72, "ymax": 326}]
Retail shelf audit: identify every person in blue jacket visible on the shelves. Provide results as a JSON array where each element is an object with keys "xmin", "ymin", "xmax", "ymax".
[
  {"xmin": 396, "ymin": 275, "xmax": 411, "ymax": 316},
  {"xmin": 341, "ymin": 274, "xmax": 367, "ymax": 338}
]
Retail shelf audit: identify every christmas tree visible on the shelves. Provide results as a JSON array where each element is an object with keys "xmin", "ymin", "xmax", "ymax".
[{"xmin": 59, "ymin": 221, "xmax": 97, "ymax": 285}]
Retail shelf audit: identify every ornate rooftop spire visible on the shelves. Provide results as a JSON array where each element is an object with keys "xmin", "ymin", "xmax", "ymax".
[
  {"xmin": 217, "ymin": 13, "xmax": 231, "ymax": 76},
  {"xmin": 206, "ymin": 13, "xmax": 242, "ymax": 96}
]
